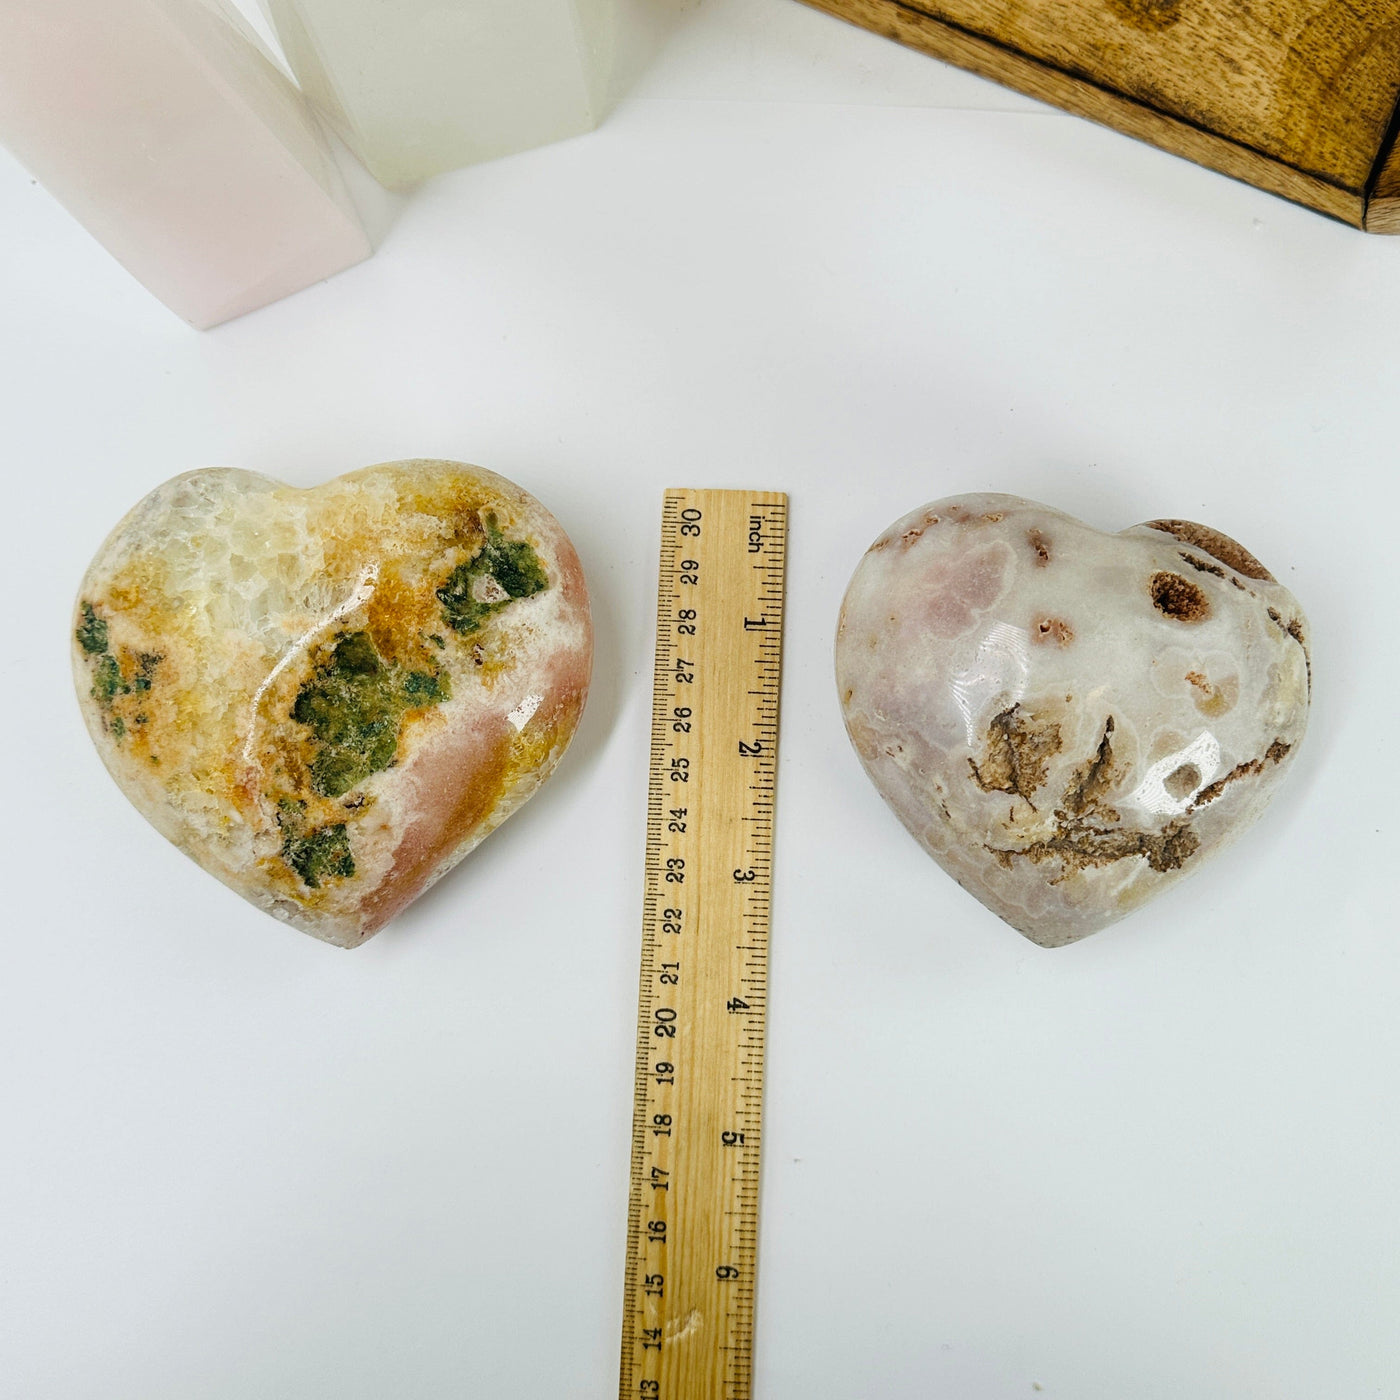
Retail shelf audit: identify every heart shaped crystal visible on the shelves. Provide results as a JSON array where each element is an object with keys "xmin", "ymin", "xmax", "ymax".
[
  {"xmin": 73, "ymin": 460, "xmax": 592, "ymax": 947},
  {"xmin": 835, "ymin": 494, "xmax": 1310, "ymax": 947}
]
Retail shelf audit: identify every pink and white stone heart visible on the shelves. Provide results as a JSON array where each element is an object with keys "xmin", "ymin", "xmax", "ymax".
[{"xmin": 835, "ymin": 494, "xmax": 1311, "ymax": 947}]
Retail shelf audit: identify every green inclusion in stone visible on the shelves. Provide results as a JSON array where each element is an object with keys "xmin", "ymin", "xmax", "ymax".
[
  {"xmin": 133, "ymin": 653, "xmax": 161, "ymax": 692},
  {"xmin": 78, "ymin": 601, "xmax": 142, "ymax": 724},
  {"xmin": 91, "ymin": 653, "xmax": 129, "ymax": 703},
  {"xmin": 76, "ymin": 602, "xmax": 108, "ymax": 655},
  {"xmin": 282, "ymin": 822, "xmax": 356, "ymax": 888},
  {"xmin": 436, "ymin": 514, "xmax": 549, "ymax": 636},
  {"xmin": 291, "ymin": 631, "xmax": 450, "ymax": 798}
]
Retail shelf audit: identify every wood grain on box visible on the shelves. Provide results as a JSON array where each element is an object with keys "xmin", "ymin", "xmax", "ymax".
[{"xmin": 798, "ymin": 0, "xmax": 1400, "ymax": 230}]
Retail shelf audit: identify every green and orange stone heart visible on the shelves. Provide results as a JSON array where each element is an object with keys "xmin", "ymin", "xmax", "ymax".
[{"xmin": 72, "ymin": 460, "xmax": 592, "ymax": 946}]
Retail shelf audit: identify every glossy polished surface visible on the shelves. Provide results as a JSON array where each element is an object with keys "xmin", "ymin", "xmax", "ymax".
[
  {"xmin": 836, "ymin": 494, "xmax": 1311, "ymax": 946},
  {"xmin": 73, "ymin": 460, "xmax": 592, "ymax": 946}
]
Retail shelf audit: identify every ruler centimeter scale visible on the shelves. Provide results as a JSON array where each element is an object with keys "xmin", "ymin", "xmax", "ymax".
[{"xmin": 619, "ymin": 489, "xmax": 789, "ymax": 1400}]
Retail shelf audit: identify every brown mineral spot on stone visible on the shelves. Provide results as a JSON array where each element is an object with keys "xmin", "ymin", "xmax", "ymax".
[
  {"xmin": 992, "ymin": 817, "xmax": 1199, "ymax": 878},
  {"xmin": 984, "ymin": 715, "xmax": 1202, "ymax": 879},
  {"xmin": 1185, "ymin": 669, "xmax": 1238, "ymax": 717},
  {"xmin": 1150, "ymin": 571, "xmax": 1210, "ymax": 622},
  {"xmin": 898, "ymin": 512, "xmax": 940, "ymax": 546},
  {"xmin": 1285, "ymin": 615, "xmax": 1306, "ymax": 648},
  {"xmin": 1190, "ymin": 739, "xmax": 1291, "ymax": 810},
  {"xmin": 1164, "ymin": 762, "xmax": 1202, "ymax": 801},
  {"xmin": 1033, "ymin": 615, "xmax": 1074, "ymax": 647},
  {"xmin": 1267, "ymin": 607, "xmax": 1312, "ymax": 693},
  {"xmin": 1027, "ymin": 528, "xmax": 1052, "ymax": 566},
  {"xmin": 1061, "ymin": 717, "xmax": 1120, "ymax": 818},
  {"xmin": 1178, "ymin": 551, "xmax": 1225, "ymax": 579},
  {"xmin": 1144, "ymin": 519, "xmax": 1275, "ymax": 582},
  {"xmin": 969, "ymin": 704, "xmax": 1061, "ymax": 806}
]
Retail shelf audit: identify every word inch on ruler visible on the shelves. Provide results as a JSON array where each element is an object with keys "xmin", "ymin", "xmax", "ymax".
[{"xmin": 620, "ymin": 489, "xmax": 788, "ymax": 1400}]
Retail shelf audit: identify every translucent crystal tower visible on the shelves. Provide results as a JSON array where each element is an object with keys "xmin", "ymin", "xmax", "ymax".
[
  {"xmin": 258, "ymin": 0, "xmax": 617, "ymax": 188},
  {"xmin": 0, "ymin": 0, "xmax": 371, "ymax": 328}
]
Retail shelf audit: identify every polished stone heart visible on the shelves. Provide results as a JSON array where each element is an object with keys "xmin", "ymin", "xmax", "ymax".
[
  {"xmin": 835, "ymin": 494, "xmax": 1311, "ymax": 947},
  {"xmin": 73, "ymin": 460, "xmax": 592, "ymax": 947}
]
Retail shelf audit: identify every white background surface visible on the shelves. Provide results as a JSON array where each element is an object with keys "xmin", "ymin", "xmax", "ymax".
[{"xmin": 2, "ymin": 2, "xmax": 1398, "ymax": 1396}]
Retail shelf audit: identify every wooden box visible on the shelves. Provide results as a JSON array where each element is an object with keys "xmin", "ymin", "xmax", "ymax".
[{"xmin": 798, "ymin": 0, "xmax": 1400, "ymax": 231}]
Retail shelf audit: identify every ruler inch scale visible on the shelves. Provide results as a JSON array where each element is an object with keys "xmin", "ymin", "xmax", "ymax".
[{"xmin": 619, "ymin": 489, "xmax": 788, "ymax": 1400}]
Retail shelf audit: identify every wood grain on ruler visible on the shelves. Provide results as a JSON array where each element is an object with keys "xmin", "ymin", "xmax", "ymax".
[
  {"xmin": 798, "ymin": 0, "xmax": 1400, "ymax": 229},
  {"xmin": 620, "ymin": 490, "xmax": 787, "ymax": 1400}
]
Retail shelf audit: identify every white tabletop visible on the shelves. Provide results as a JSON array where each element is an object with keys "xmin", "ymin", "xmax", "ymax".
[{"xmin": 2, "ymin": 2, "xmax": 1397, "ymax": 1396}]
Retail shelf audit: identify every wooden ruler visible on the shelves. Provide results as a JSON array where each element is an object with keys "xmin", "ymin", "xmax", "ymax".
[{"xmin": 619, "ymin": 489, "xmax": 788, "ymax": 1400}]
